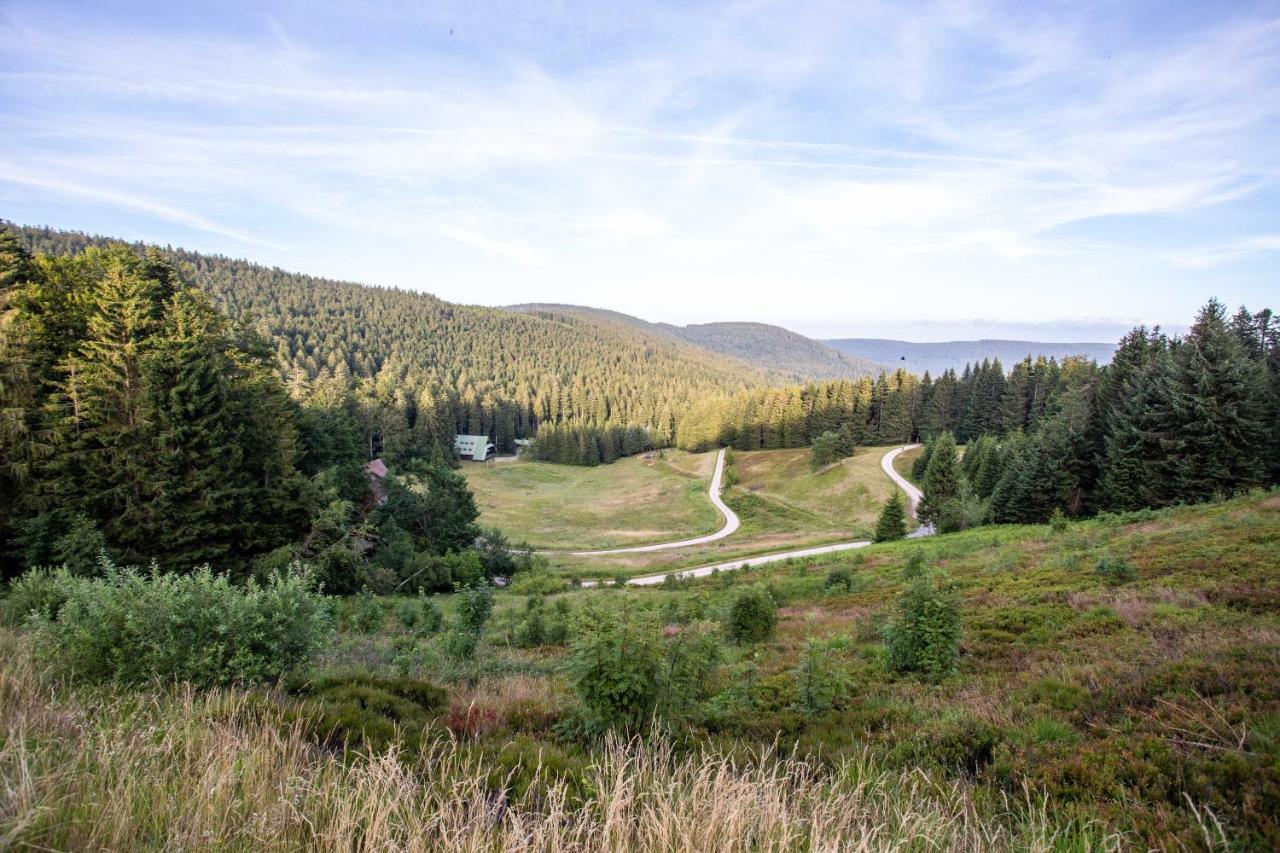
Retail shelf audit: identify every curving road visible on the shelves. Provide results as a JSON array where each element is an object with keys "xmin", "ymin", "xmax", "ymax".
[
  {"xmin": 568, "ymin": 447, "xmax": 740, "ymax": 556},
  {"xmin": 583, "ymin": 444, "xmax": 933, "ymax": 586},
  {"xmin": 880, "ymin": 443, "xmax": 935, "ymax": 539}
]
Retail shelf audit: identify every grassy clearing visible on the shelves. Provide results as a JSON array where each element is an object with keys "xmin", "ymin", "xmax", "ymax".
[
  {"xmin": 732, "ymin": 446, "xmax": 905, "ymax": 535},
  {"xmin": 462, "ymin": 451, "xmax": 720, "ymax": 550},
  {"xmin": 544, "ymin": 446, "xmax": 905, "ymax": 579}
]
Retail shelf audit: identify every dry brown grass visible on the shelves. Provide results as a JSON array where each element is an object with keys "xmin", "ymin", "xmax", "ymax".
[{"xmin": 0, "ymin": 633, "xmax": 1113, "ymax": 852}]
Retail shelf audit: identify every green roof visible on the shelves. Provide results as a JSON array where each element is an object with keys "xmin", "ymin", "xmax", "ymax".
[{"xmin": 454, "ymin": 434, "xmax": 495, "ymax": 458}]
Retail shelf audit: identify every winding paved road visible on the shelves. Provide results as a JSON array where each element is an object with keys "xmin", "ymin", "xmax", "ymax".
[
  {"xmin": 880, "ymin": 443, "xmax": 935, "ymax": 539},
  {"xmin": 582, "ymin": 444, "xmax": 933, "ymax": 586},
  {"xmin": 568, "ymin": 447, "xmax": 740, "ymax": 555}
]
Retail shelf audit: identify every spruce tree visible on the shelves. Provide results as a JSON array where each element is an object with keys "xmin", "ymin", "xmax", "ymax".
[
  {"xmin": 918, "ymin": 432, "xmax": 962, "ymax": 526},
  {"xmin": 874, "ymin": 490, "xmax": 908, "ymax": 542},
  {"xmin": 1170, "ymin": 299, "xmax": 1268, "ymax": 502}
]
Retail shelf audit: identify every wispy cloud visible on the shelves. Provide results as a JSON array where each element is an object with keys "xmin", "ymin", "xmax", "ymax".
[{"xmin": 1, "ymin": 0, "xmax": 1277, "ymax": 336}]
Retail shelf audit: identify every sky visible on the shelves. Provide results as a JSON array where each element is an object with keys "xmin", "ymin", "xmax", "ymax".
[{"xmin": 2, "ymin": 1, "xmax": 1278, "ymax": 341}]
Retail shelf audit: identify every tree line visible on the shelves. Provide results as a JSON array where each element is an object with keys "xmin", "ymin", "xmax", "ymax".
[
  {"xmin": 910, "ymin": 299, "xmax": 1279, "ymax": 528},
  {"xmin": 674, "ymin": 354, "xmax": 1071, "ymax": 453},
  {"xmin": 0, "ymin": 229, "xmax": 528, "ymax": 587}
]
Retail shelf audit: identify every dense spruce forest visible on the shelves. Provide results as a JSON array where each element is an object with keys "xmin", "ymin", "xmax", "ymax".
[
  {"xmin": 11, "ymin": 224, "xmax": 784, "ymax": 467},
  {"xmin": 0, "ymin": 229, "xmax": 518, "ymax": 587}
]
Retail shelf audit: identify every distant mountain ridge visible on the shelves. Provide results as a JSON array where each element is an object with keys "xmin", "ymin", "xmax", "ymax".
[
  {"xmin": 823, "ymin": 338, "xmax": 1116, "ymax": 377},
  {"xmin": 507, "ymin": 304, "xmax": 885, "ymax": 381}
]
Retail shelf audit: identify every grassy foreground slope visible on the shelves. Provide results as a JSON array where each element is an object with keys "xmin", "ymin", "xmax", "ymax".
[
  {"xmin": 462, "ymin": 451, "xmax": 720, "ymax": 550},
  {"xmin": 2, "ymin": 494, "xmax": 1277, "ymax": 849}
]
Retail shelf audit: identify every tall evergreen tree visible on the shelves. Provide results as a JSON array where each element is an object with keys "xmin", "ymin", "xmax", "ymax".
[{"xmin": 918, "ymin": 432, "xmax": 962, "ymax": 526}]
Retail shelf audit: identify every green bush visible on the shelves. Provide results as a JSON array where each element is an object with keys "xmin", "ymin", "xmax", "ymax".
[
  {"xmin": 1095, "ymin": 555, "xmax": 1137, "ymax": 586},
  {"xmin": 566, "ymin": 605, "xmax": 662, "ymax": 732},
  {"xmin": 566, "ymin": 605, "xmax": 723, "ymax": 732},
  {"xmin": 883, "ymin": 569, "xmax": 961, "ymax": 681},
  {"xmin": 1, "ymin": 568, "xmax": 68, "ymax": 627},
  {"xmin": 454, "ymin": 582, "xmax": 494, "ymax": 635},
  {"xmin": 281, "ymin": 671, "xmax": 445, "ymax": 754},
  {"xmin": 823, "ymin": 566, "xmax": 856, "ymax": 594},
  {"xmin": 347, "ymin": 587, "xmax": 384, "ymax": 633},
  {"xmin": 1049, "ymin": 509, "xmax": 1069, "ymax": 534},
  {"xmin": 394, "ymin": 593, "xmax": 443, "ymax": 635},
  {"xmin": 890, "ymin": 711, "xmax": 1000, "ymax": 777},
  {"xmin": 29, "ymin": 561, "xmax": 332, "ymax": 687},
  {"xmin": 508, "ymin": 571, "xmax": 565, "ymax": 596},
  {"xmin": 792, "ymin": 637, "xmax": 850, "ymax": 714},
  {"xmin": 725, "ymin": 585, "xmax": 777, "ymax": 644}
]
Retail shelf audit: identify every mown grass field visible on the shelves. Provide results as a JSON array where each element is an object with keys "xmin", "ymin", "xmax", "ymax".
[
  {"xmin": 893, "ymin": 444, "xmax": 924, "ymax": 485},
  {"xmin": 5, "ymin": 493, "xmax": 1278, "ymax": 849},
  {"xmin": 462, "ymin": 450, "xmax": 720, "ymax": 550},
  {"xmin": 541, "ymin": 446, "xmax": 903, "ymax": 578},
  {"xmin": 731, "ymin": 445, "xmax": 906, "ymax": 534}
]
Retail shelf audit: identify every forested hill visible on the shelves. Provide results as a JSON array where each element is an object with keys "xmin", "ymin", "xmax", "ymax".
[
  {"xmin": 11, "ymin": 225, "xmax": 781, "ymax": 456},
  {"xmin": 824, "ymin": 337, "xmax": 1115, "ymax": 376},
  {"xmin": 507, "ymin": 304, "xmax": 883, "ymax": 381}
]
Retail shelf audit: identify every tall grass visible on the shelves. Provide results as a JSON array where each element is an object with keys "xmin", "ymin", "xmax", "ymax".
[{"xmin": 0, "ymin": 633, "xmax": 1116, "ymax": 851}]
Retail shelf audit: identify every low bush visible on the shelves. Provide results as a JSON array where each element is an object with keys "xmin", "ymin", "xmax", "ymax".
[
  {"xmin": 28, "ymin": 561, "xmax": 332, "ymax": 687},
  {"xmin": 824, "ymin": 566, "xmax": 856, "ymax": 595},
  {"xmin": 883, "ymin": 569, "xmax": 961, "ymax": 681},
  {"xmin": 281, "ymin": 671, "xmax": 446, "ymax": 753},
  {"xmin": 1, "ymin": 568, "xmax": 68, "ymax": 627},
  {"xmin": 347, "ymin": 587, "xmax": 384, "ymax": 633},
  {"xmin": 1095, "ymin": 555, "xmax": 1137, "ymax": 586},
  {"xmin": 394, "ymin": 593, "xmax": 443, "ymax": 635},
  {"xmin": 725, "ymin": 585, "xmax": 777, "ymax": 644}
]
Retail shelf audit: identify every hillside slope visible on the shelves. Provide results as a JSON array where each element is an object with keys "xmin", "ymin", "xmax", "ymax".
[
  {"xmin": 824, "ymin": 337, "xmax": 1115, "ymax": 375},
  {"xmin": 509, "ymin": 303, "xmax": 883, "ymax": 381},
  {"xmin": 11, "ymin": 225, "xmax": 781, "ymax": 451}
]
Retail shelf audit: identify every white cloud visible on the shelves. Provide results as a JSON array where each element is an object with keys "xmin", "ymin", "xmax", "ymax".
[{"xmin": 1, "ymin": 0, "xmax": 1277, "ymax": 335}]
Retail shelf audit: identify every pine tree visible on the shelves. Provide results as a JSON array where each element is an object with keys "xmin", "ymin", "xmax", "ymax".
[
  {"xmin": 874, "ymin": 490, "xmax": 907, "ymax": 542},
  {"xmin": 1098, "ymin": 349, "xmax": 1181, "ymax": 510},
  {"xmin": 1170, "ymin": 299, "xmax": 1268, "ymax": 502},
  {"xmin": 918, "ymin": 432, "xmax": 962, "ymax": 525}
]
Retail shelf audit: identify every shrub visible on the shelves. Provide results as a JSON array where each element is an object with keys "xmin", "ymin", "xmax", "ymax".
[
  {"xmin": 347, "ymin": 587, "xmax": 384, "ymax": 633},
  {"xmin": 725, "ymin": 585, "xmax": 777, "ymax": 644},
  {"xmin": 883, "ymin": 569, "xmax": 961, "ymax": 681},
  {"xmin": 655, "ymin": 621, "xmax": 723, "ymax": 723},
  {"xmin": 810, "ymin": 431, "xmax": 842, "ymax": 470},
  {"xmin": 509, "ymin": 571, "xmax": 565, "ymax": 596},
  {"xmin": 282, "ymin": 671, "xmax": 445, "ymax": 753},
  {"xmin": 1049, "ymin": 509, "xmax": 1069, "ymax": 534},
  {"xmin": 394, "ymin": 593, "xmax": 443, "ymax": 635},
  {"xmin": 792, "ymin": 637, "xmax": 851, "ymax": 714},
  {"xmin": 512, "ymin": 597, "xmax": 549, "ymax": 648},
  {"xmin": 1095, "ymin": 555, "xmax": 1137, "ymax": 586},
  {"xmin": 454, "ymin": 582, "xmax": 494, "ymax": 635},
  {"xmin": 1, "ymin": 568, "xmax": 68, "ymax": 627},
  {"xmin": 823, "ymin": 566, "xmax": 856, "ymax": 595},
  {"xmin": 890, "ymin": 711, "xmax": 1000, "ymax": 777},
  {"xmin": 29, "ymin": 561, "xmax": 332, "ymax": 687},
  {"xmin": 566, "ymin": 605, "xmax": 662, "ymax": 732}
]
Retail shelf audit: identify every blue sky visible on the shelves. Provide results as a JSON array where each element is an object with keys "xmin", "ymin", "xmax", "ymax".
[{"xmin": 2, "ymin": 0, "xmax": 1277, "ymax": 341}]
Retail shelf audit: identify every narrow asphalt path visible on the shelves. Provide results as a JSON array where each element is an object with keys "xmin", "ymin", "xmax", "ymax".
[
  {"xmin": 880, "ymin": 443, "xmax": 935, "ymax": 539},
  {"xmin": 568, "ymin": 447, "xmax": 740, "ymax": 556},
  {"xmin": 586, "ymin": 444, "xmax": 933, "ymax": 586}
]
